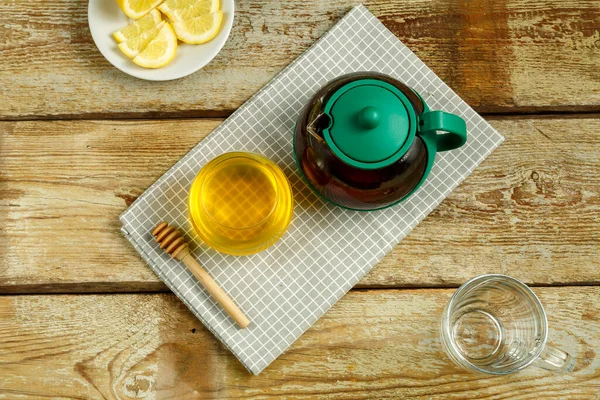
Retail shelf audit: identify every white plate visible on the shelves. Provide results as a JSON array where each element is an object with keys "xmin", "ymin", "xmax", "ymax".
[{"xmin": 88, "ymin": 0, "xmax": 234, "ymax": 81}]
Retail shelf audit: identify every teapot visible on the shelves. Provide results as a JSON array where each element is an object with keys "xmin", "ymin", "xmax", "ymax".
[{"xmin": 293, "ymin": 72, "xmax": 468, "ymax": 211}]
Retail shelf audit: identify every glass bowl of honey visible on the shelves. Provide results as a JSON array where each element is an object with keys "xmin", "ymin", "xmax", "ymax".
[{"xmin": 188, "ymin": 152, "xmax": 293, "ymax": 256}]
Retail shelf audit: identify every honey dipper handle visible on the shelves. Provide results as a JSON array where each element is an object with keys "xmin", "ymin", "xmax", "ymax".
[{"xmin": 179, "ymin": 251, "xmax": 250, "ymax": 329}]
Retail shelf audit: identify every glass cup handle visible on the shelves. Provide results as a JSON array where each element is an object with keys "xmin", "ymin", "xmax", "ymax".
[{"xmin": 533, "ymin": 344, "xmax": 575, "ymax": 372}]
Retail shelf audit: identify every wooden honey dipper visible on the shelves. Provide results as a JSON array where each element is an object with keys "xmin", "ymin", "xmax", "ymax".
[{"xmin": 152, "ymin": 222, "xmax": 250, "ymax": 328}]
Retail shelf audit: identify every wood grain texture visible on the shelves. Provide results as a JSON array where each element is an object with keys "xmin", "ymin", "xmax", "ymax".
[
  {"xmin": 1, "ymin": 116, "xmax": 599, "ymax": 293},
  {"xmin": 1, "ymin": 0, "xmax": 600, "ymax": 119},
  {"xmin": 0, "ymin": 288, "xmax": 598, "ymax": 399}
]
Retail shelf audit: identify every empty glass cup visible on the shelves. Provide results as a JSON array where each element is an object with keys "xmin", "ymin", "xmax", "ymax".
[{"xmin": 440, "ymin": 274, "xmax": 575, "ymax": 374}]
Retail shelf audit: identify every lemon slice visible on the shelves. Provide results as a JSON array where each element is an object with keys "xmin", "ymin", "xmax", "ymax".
[
  {"xmin": 158, "ymin": 0, "xmax": 219, "ymax": 21},
  {"xmin": 171, "ymin": 11, "xmax": 222, "ymax": 44},
  {"xmin": 117, "ymin": 21, "xmax": 165, "ymax": 58},
  {"xmin": 112, "ymin": 9, "xmax": 162, "ymax": 43},
  {"xmin": 116, "ymin": 0, "xmax": 165, "ymax": 20},
  {"xmin": 132, "ymin": 22, "xmax": 178, "ymax": 68}
]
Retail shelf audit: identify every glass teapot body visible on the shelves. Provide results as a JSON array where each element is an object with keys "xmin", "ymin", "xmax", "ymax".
[{"xmin": 293, "ymin": 72, "xmax": 446, "ymax": 211}]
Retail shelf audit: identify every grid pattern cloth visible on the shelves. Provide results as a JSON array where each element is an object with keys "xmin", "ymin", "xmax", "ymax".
[{"xmin": 120, "ymin": 4, "xmax": 505, "ymax": 375}]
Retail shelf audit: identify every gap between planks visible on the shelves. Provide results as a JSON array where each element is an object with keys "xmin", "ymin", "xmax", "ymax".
[
  {"xmin": 2, "ymin": 109, "xmax": 600, "ymax": 122},
  {"xmin": 2, "ymin": 282, "xmax": 600, "ymax": 297}
]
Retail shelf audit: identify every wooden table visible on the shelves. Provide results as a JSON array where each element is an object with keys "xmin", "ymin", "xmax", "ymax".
[{"xmin": 1, "ymin": 0, "xmax": 599, "ymax": 398}]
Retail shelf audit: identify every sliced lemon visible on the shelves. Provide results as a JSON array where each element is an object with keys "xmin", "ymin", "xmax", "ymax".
[
  {"xmin": 112, "ymin": 9, "xmax": 162, "ymax": 43},
  {"xmin": 171, "ymin": 11, "xmax": 222, "ymax": 44},
  {"xmin": 116, "ymin": 0, "xmax": 165, "ymax": 20},
  {"xmin": 117, "ymin": 21, "xmax": 165, "ymax": 58},
  {"xmin": 158, "ymin": 0, "xmax": 219, "ymax": 21},
  {"xmin": 132, "ymin": 22, "xmax": 178, "ymax": 68}
]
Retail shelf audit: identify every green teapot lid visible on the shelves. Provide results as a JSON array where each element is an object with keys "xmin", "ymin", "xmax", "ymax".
[{"xmin": 323, "ymin": 79, "xmax": 417, "ymax": 170}]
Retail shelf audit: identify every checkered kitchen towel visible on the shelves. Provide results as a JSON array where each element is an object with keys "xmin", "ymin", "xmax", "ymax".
[{"xmin": 120, "ymin": 4, "xmax": 504, "ymax": 374}]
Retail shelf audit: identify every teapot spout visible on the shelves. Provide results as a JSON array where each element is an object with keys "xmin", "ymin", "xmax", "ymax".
[{"xmin": 306, "ymin": 113, "xmax": 331, "ymax": 142}]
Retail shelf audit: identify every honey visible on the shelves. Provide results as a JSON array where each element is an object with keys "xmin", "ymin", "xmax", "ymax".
[{"xmin": 188, "ymin": 152, "xmax": 293, "ymax": 256}]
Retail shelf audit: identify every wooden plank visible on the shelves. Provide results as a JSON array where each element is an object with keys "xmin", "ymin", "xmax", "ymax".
[
  {"xmin": 1, "ymin": 0, "xmax": 600, "ymax": 119},
  {"xmin": 0, "ymin": 119, "xmax": 222, "ymax": 293},
  {"xmin": 1, "ymin": 116, "xmax": 599, "ymax": 293},
  {"xmin": 0, "ymin": 288, "xmax": 598, "ymax": 398},
  {"xmin": 1, "ymin": 116, "xmax": 599, "ymax": 292}
]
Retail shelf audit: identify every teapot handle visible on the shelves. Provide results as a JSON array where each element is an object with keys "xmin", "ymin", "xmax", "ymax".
[
  {"xmin": 417, "ymin": 111, "xmax": 467, "ymax": 152},
  {"xmin": 399, "ymin": 110, "xmax": 467, "ymax": 200}
]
